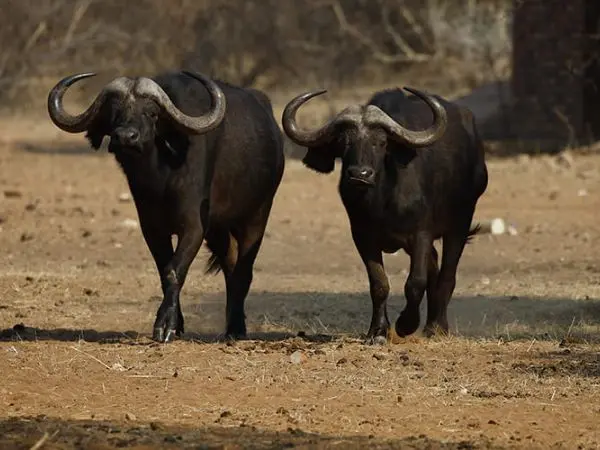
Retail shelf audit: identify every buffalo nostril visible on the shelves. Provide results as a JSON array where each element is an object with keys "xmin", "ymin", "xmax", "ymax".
[
  {"xmin": 125, "ymin": 129, "xmax": 139, "ymax": 143},
  {"xmin": 360, "ymin": 168, "xmax": 374, "ymax": 178},
  {"xmin": 115, "ymin": 128, "xmax": 140, "ymax": 146},
  {"xmin": 347, "ymin": 166, "xmax": 375, "ymax": 185}
]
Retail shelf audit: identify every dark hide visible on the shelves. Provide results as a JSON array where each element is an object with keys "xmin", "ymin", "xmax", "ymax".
[
  {"xmin": 300, "ymin": 91, "xmax": 487, "ymax": 342},
  {"xmin": 86, "ymin": 73, "xmax": 285, "ymax": 342}
]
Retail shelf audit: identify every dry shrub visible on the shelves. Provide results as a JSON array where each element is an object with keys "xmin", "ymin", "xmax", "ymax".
[{"xmin": 0, "ymin": 0, "xmax": 512, "ymax": 111}]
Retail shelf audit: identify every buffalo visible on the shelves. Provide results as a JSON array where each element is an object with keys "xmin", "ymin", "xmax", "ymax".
[
  {"xmin": 282, "ymin": 87, "xmax": 488, "ymax": 342},
  {"xmin": 47, "ymin": 71, "xmax": 285, "ymax": 342}
]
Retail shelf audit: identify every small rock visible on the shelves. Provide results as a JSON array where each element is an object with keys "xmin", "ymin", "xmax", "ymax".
[
  {"xmin": 577, "ymin": 188, "xmax": 588, "ymax": 197},
  {"xmin": 20, "ymin": 232, "xmax": 34, "ymax": 242},
  {"xmin": 4, "ymin": 190, "xmax": 22, "ymax": 198},
  {"xmin": 480, "ymin": 276, "xmax": 491, "ymax": 286},
  {"xmin": 372, "ymin": 353, "xmax": 387, "ymax": 361},
  {"xmin": 488, "ymin": 419, "xmax": 498, "ymax": 425},
  {"xmin": 479, "ymin": 218, "xmax": 506, "ymax": 235},
  {"xmin": 290, "ymin": 350, "xmax": 306, "ymax": 364},
  {"xmin": 507, "ymin": 225, "xmax": 518, "ymax": 236},
  {"xmin": 120, "ymin": 218, "xmax": 139, "ymax": 229},
  {"xmin": 336, "ymin": 357, "xmax": 348, "ymax": 366},
  {"xmin": 118, "ymin": 192, "xmax": 132, "ymax": 202},
  {"xmin": 490, "ymin": 218, "xmax": 506, "ymax": 235},
  {"xmin": 82, "ymin": 230, "xmax": 92, "ymax": 238},
  {"xmin": 110, "ymin": 362, "xmax": 127, "ymax": 372},
  {"xmin": 125, "ymin": 412, "xmax": 136, "ymax": 421},
  {"xmin": 371, "ymin": 336, "xmax": 387, "ymax": 346}
]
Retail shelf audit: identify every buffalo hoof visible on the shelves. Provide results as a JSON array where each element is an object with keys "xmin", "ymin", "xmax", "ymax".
[
  {"xmin": 395, "ymin": 308, "xmax": 420, "ymax": 337},
  {"xmin": 365, "ymin": 323, "xmax": 389, "ymax": 345},
  {"xmin": 224, "ymin": 319, "xmax": 247, "ymax": 341},
  {"xmin": 153, "ymin": 307, "xmax": 184, "ymax": 343},
  {"xmin": 214, "ymin": 330, "xmax": 247, "ymax": 343},
  {"xmin": 364, "ymin": 335, "xmax": 388, "ymax": 346},
  {"xmin": 224, "ymin": 328, "xmax": 247, "ymax": 341}
]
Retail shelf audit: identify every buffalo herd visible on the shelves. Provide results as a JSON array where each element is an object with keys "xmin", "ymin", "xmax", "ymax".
[{"xmin": 47, "ymin": 70, "xmax": 487, "ymax": 343}]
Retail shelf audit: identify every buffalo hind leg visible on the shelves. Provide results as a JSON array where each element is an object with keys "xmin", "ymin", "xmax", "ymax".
[
  {"xmin": 423, "ymin": 245, "xmax": 440, "ymax": 337},
  {"xmin": 395, "ymin": 232, "xmax": 433, "ymax": 337},
  {"xmin": 225, "ymin": 203, "xmax": 272, "ymax": 339},
  {"xmin": 351, "ymin": 225, "xmax": 390, "ymax": 344},
  {"xmin": 425, "ymin": 211, "xmax": 474, "ymax": 336},
  {"xmin": 152, "ymin": 218, "xmax": 204, "ymax": 343}
]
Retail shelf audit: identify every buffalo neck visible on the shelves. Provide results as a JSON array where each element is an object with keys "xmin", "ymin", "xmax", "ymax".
[{"xmin": 114, "ymin": 144, "xmax": 173, "ymax": 200}]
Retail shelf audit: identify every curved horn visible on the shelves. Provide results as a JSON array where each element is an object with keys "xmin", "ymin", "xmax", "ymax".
[
  {"xmin": 282, "ymin": 90, "xmax": 357, "ymax": 147},
  {"xmin": 48, "ymin": 73, "xmax": 131, "ymax": 133},
  {"xmin": 134, "ymin": 71, "xmax": 226, "ymax": 135},
  {"xmin": 365, "ymin": 87, "xmax": 448, "ymax": 147}
]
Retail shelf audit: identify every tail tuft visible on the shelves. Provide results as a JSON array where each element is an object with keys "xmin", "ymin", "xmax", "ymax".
[
  {"xmin": 205, "ymin": 249, "xmax": 223, "ymax": 275},
  {"xmin": 466, "ymin": 223, "xmax": 482, "ymax": 243}
]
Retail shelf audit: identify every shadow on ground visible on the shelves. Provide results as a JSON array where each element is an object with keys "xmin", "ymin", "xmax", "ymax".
[
  {"xmin": 186, "ymin": 291, "xmax": 600, "ymax": 342},
  {"xmin": 510, "ymin": 347, "xmax": 600, "ymax": 379},
  {"xmin": 2, "ymin": 292, "xmax": 600, "ymax": 344},
  {"xmin": 13, "ymin": 137, "xmax": 309, "ymax": 159},
  {"xmin": 14, "ymin": 140, "xmax": 103, "ymax": 156},
  {"xmin": 0, "ymin": 416, "xmax": 503, "ymax": 450},
  {"xmin": 0, "ymin": 324, "xmax": 333, "ymax": 345}
]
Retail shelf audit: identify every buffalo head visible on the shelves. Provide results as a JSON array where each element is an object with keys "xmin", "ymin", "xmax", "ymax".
[
  {"xmin": 47, "ymin": 71, "xmax": 226, "ymax": 154},
  {"xmin": 282, "ymin": 88, "xmax": 447, "ymax": 187}
]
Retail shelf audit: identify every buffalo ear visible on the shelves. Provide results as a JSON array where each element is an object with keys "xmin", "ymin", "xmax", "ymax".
[
  {"xmin": 85, "ymin": 121, "xmax": 107, "ymax": 150},
  {"xmin": 302, "ymin": 147, "xmax": 337, "ymax": 174}
]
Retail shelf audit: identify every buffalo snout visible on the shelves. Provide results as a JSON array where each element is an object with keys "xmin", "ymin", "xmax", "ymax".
[
  {"xmin": 113, "ymin": 127, "xmax": 141, "ymax": 148},
  {"xmin": 346, "ymin": 165, "xmax": 375, "ymax": 186}
]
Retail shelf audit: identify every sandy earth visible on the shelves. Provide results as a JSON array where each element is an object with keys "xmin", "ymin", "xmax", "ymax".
[{"xmin": 1, "ymin": 116, "xmax": 600, "ymax": 449}]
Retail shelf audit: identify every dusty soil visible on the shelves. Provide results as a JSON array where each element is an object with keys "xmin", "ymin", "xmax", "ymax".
[{"xmin": 1, "ymin": 116, "xmax": 600, "ymax": 449}]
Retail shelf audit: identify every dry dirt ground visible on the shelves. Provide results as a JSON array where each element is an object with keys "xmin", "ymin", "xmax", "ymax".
[{"xmin": 1, "ymin": 116, "xmax": 600, "ymax": 449}]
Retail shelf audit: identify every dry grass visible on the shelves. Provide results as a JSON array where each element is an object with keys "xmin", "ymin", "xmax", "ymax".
[{"xmin": 1, "ymin": 117, "xmax": 600, "ymax": 449}]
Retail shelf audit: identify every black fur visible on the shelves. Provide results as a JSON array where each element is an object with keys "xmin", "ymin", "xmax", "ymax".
[
  {"xmin": 293, "ymin": 88, "xmax": 488, "ymax": 341},
  {"xmin": 84, "ymin": 72, "xmax": 285, "ymax": 342}
]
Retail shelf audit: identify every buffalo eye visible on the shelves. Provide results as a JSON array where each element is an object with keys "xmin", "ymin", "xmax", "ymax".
[{"xmin": 373, "ymin": 136, "xmax": 385, "ymax": 149}]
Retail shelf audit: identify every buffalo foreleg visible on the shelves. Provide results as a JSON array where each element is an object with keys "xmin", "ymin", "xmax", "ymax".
[
  {"xmin": 351, "ymin": 225, "xmax": 390, "ymax": 343},
  {"xmin": 151, "ymin": 220, "xmax": 204, "ymax": 343},
  {"xmin": 395, "ymin": 232, "xmax": 433, "ymax": 337}
]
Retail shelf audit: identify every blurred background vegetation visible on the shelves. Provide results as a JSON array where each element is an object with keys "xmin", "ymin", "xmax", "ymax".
[{"xmin": 0, "ymin": 0, "xmax": 512, "ymax": 109}]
